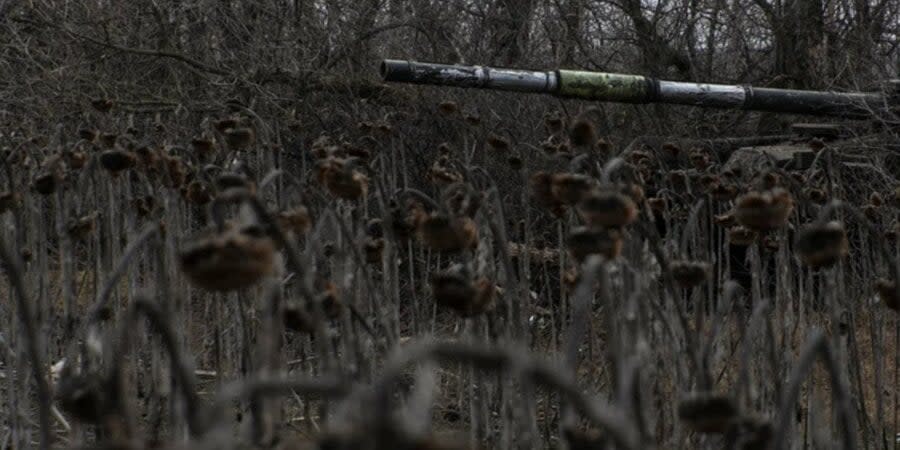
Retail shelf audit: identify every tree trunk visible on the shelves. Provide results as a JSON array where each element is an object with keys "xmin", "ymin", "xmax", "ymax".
[
  {"xmin": 558, "ymin": 0, "xmax": 584, "ymax": 66},
  {"xmin": 489, "ymin": 0, "xmax": 536, "ymax": 64},
  {"xmin": 618, "ymin": 0, "xmax": 692, "ymax": 78}
]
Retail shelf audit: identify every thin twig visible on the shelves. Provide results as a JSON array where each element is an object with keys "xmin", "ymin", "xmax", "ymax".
[{"xmin": 0, "ymin": 230, "xmax": 51, "ymax": 450}]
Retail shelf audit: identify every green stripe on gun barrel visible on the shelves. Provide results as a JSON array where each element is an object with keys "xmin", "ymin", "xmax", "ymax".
[{"xmin": 557, "ymin": 70, "xmax": 650, "ymax": 103}]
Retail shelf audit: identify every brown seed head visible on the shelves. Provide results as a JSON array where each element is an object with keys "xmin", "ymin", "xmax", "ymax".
[
  {"xmin": 376, "ymin": 122, "xmax": 393, "ymax": 134},
  {"xmin": 426, "ymin": 154, "xmax": 459, "ymax": 183},
  {"xmin": 808, "ymin": 138, "xmax": 825, "ymax": 151},
  {"xmin": 366, "ymin": 218, "xmax": 384, "ymax": 239},
  {"xmin": 622, "ymin": 183, "xmax": 645, "ymax": 204},
  {"xmin": 66, "ymin": 150, "xmax": 88, "ymax": 170},
  {"xmin": 364, "ymin": 237, "xmax": 385, "ymax": 264},
  {"xmin": 417, "ymin": 213, "xmax": 478, "ymax": 253},
  {"xmin": 734, "ymin": 188, "xmax": 794, "ymax": 231},
  {"xmin": 191, "ymin": 137, "xmax": 216, "ymax": 157},
  {"xmin": 430, "ymin": 268, "xmax": 495, "ymax": 317},
  {"xmin": 316, "ymin": 280, "xmax": 343, "ymax": 317},
  {"xmin": 54, "ymin": 368, "xmax": 110, "ymax": 424},
  {"xmin": 727, "ymin": 416, "xmax": 773, "ymax": 450},
  {"xmin": 317, "ymin": 157, "xmax": 368, "ymax": 200},
  {"xmin": 550, "ymin": 172, "xmax": 594, "ymax": 205},
  {"xmin": 722, "ymin": 167, "xmax": 742, "ymax": 179},
  {"xmin": 595, "ymin": 138, "xmax": 612, "ymax": 155},
  {"xmin": 312, "ymin": 144, "xmax": 337, "ymax": 160},
  {"xmin": 577, "ymin": 189, "xmax": 638, "ymax": 228},
  {"xmin": 438, "ymin": 101, "xmax": 459, "ymax": 115},
  {"xmin": 699, "ymin": 173, "xmax": 720, "ymax": 190},
  {"xmin": 0, "ymin": 191, "xmax": 19, "ymax": 213},
  {"xmin": 100, "ymin": 133, "xmax": 118, "ymax": 149},
  {"xmin": 224, "ymin": 127, "xmax": 255, "ymax": 150},
  {"xmin": 99, "ymin": 150, "xmax": 137, "ymax": 174},
  {"xmin": 628, "ymin": 150, "xmax": 653, "ymax": 165},
  {"xmin": 677, "ymin": 392, "xmax": 738, "ymax": 434},
  {"xmin": 78, "ymin": 129, "xmax": 98, "ymax": 142},
  {"xmin": 163, "ymin": 155, "xmax": 187, "ymax": 187},
  {"xmin": 215, "ymin": 172, "xmax": 255, "ymax": 193},
  {"xmin": 507, "ymin": 155, "xmax": 524, "ymax": 170},
  {"xmin": 668, "ymin": 170, "xmax": 689, "ymax": 191},
  {"xmin": 67, "ymin": 212, "xmax": 98, "ymax": 241},
  {"xmin": 862, "ymin": 204, "xmax": 879, "ymax": 221},
  {"xmin": 344, "ymin": 143, "xmax": 371, "ymax": 161},
  {"xmin": 711, "ymin": 183, "xmax": 739, "ymax": 201},
  {"xmin": 388, "ymin": 200, "xmax": 417, "ymax": 241},
  {"xmin": 714, "ymin": 212, "xmax": 736, "ymax": 227},
  {"xmin": 357, "ymin": 121, "xmax": 375, "ymax": 133},
  {"xmin": 90, "ymin": 98, "xmax": 113, "ymax": 113},
  {"xmin": 282, "ymin": 302, "xmax": 314, "ymax": 333},
  {"xmin": 762, "ymin": 234, "xmax": 780, "ymax": 252},
  {"xmin": 566, "ymin": 226, "xmax": 623, "ymax": 262},
  {"xmin": 132, "ymin": 195, "xmax": 157, "ymax": 218},
  {"xmin": 487, "ymin": 134, "xmax": 510, "ymax": 151},
  {"xmin": 185, "ymin": 180, "xmax": 212, "ymax": 205},
  {"xmin": 648, "ymin": 196, "xmax": 667, "ymax": 212},
  {"xmin": 179, "ymin": 223, "xmax": 276, "ymax": 291},
  {"xmin": 562, "ymin": 426, "xmax": 607, "ymax": 450},
  {"xmin": 670, "ymin": 260, "xmax": 711, "ymax": 288},
  {"xmin": 441, "ymin": 183, "xmax": 481, "ymax": 218},
  {"xmin": 887, "ymin": 220, "xmax": 900, "ymax": 241},
  {"xmin": 689, "ymin": 148, "xmax": 710, "ymax": 170},
  {"xmin": 875, "ymin": 278, "xmax": 899, "ymax": 311},
  {"xmin": 530, "ymin": 171, "xmax": 560, "ymax": 208},
  {"xmin": 760, "ymin": 171, "xmax": 780, "ymax": 190},
  {"xmin": 214, "ymin": 118, "xmax": 239, "ymax": 133},
  {"xmin": 283, "ymin": 282, "xmax": 343, "ymax": 333},
  {"xmin": 277, "ymin": 207, "xmax": 312, "ymax": 236},
  {"xmin": 562, "ymin": 269, "xmax": 581, "ymax": 294},
  {"xmin": 569, "ymin": 119, "xmax": 596, "ymax": 147},
  {"xmin": 795, "ymin": 221, "xmax": 848, "ymax": 269},
  {"xmin": 869, "ymin": 191, "xmax": 884, "ymax": 207},
  {"xmin": 134, "ymin": 146, "xmax": 159, "ymax": 173},
  {"xmin": 662, "ymin": 142, "xmax": 681, "ymax": 157},
  {"xmin": 32, "ymin": 171, "xmax": 61, "ymax": 195},
  {"xmin": 728, "ymin": 226, "xmax": 758, "ymax": 246},
  {"xmin": 804, "ymin": 187, "xmax": 827, "ymax": 204}
]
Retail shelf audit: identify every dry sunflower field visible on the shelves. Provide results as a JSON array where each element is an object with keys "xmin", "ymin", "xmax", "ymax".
[{"xmin": 1, "ymin": 2, "xmax": 900, "ymax": 450}]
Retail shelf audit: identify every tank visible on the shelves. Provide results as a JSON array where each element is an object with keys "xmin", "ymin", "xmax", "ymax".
[
  {"xmin": 380, "ymin": 59, "xmax": 900, "ymax": 292},
  {"xmin": 380, "ymin": 58, "xmax": 898, "ymax": 177}
]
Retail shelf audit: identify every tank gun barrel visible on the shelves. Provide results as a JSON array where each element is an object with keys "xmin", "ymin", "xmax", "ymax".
[{"xmin": 380, "ymin": 59, "xmax": 887, "ymax": 118}]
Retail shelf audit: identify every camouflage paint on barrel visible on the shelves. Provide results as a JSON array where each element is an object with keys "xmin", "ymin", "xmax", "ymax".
[{"xmin": 556, "ymin": 70, "xmax": 650, "ymax": 103}]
